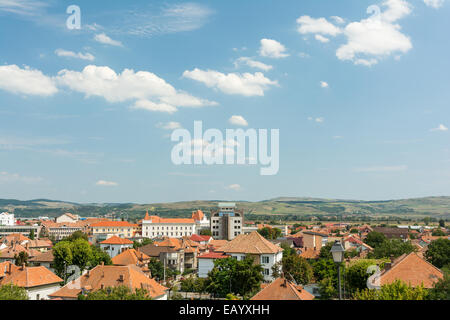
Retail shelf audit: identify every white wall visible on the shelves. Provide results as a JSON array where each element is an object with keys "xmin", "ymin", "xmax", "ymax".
[
  {"xmin": 198, "ymin": 258, "xmax": 215, "ymax": 278},
  {"xmin": 27, "ymin": 283, "xmax": 61, "ymax": 300}
]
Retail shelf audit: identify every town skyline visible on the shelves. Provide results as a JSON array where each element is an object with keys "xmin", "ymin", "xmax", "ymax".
[{"xmin": 1, "ymin": 0, "xmax": 449, "ymax": 203}]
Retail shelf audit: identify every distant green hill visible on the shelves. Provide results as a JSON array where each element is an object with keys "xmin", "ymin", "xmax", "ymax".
[{"xmin": 1, "ymin": 196, "xmax": 449, "ymax": 221}]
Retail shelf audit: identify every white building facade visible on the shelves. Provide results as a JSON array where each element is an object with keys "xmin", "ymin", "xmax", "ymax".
[
  {"xmin": 142, "ymin": 213, "xmax": 196, "ymax": 239},
  {"xmin": 0, "ymin": 212, "xmax": 15, "ymax": 226}
]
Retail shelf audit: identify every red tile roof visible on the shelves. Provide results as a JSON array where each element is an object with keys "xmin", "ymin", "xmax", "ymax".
[
  {"xmin": 251, "ymin": 277, "xmax": 314, "ymax": 300},
  {"xmin": 49, "ymin": 265, "xmax": 167, "ymax": 299},
  {"xmin": 143, "ymin": 215, "xmax": 194, "ymax": 224},
  {"xmin": 198, "ymin": 252, "xmax": 230, "ymax": 259},
  {"xmin": 0, "ymin": 265, "xmax": 62, "ymax": 288},
  {"xmin": 190, "ymin": 234, "xmax": 211, "ymax": 242},
  {"xmin": 374, "ymin": 253, "xmax": 444, "ymax": 288},
  {"xmin": 191, "ymin": 210, "xmax": 205, "ymax": 221},
  {"xmin": 100, "ymin": 235, "xmax": 133, "ymax": 245}
]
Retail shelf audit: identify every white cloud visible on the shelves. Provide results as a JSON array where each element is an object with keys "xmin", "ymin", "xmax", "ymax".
[
  {"xmin": 315, "ymin": 117, "xmax": 324, "ymax": 123},
  {"xmin": 308, "ymin": 117, "xmax": 324, "ymax": 123},
  {"xmin": 0, "ymin": 0, "xmax": 47, "ymax": 16},
  {"xmin": 130, "ymin": 100, "xmax": 178, "ymax": 114},
  {"xmin": 56, "ymin": 65, "xmax": 216, "ymax": 113},
  {"xmin": 229, "ymin": 115, "xmax": 248, "ymax": 127},
  {"xmin": 94, "ymin": 33, "xmax": 123, "ymax": 47},
  {"xmin": 354, "ymin": 58, "xmax": 379, "ymax": 66},
  {"xmin": 320, "ymin": 81, "xmax": 329, "ymax": 88},
  {"xmin": 354, "ymin": 165, "xmax": 408, "ymax": 172},
  {"xmin": 96, "ymin": 180, "xmax": 118, "ymax": 187},
  {"xmin": 336, "ymin": 0, "xmax": 413, "ymax": 65},
  {"xmin": 298, "ymin": 52, "xmax": 311, "ymax": 58},
  {"xmin": 115, "ymin": 2, "xmax": 214, "ymax": 37},
  {"xmin": 226, "ymin": 184, "xmax": 241, "ymax": 191},
  {"xmin": 0, "ymin": 171, "xmax": 43, "ymax": 184},
  {"xmin": 55, "ymin": 49, "xmax": 95, "ymax": 61},
  {"xmin": 296, "ymin": 16, "xmax": 342, "ymax": 36},
  {"xmin": 0, "ymin": 64, "xmax": 57, "ymax": 96},
  {"xmin": 430, "ymin": 124, "xmax": 448, "ymax": 132},
  {"xmin": 259, "ymin": 39, "xmax": 289, "ymax": 58},
  {"xmin": 156, "ymin": 121, "xmax": 182, "ymax": 130},
  {"xmin": 331, "ymin": 16, "xmax": 345, "ymax": 24},
  {"xmin": 183, "ymin": 68, "xmax": 278, "ymax": 97},
  {"xmin": 424, "ymin": 0, "xmax": 445, "ymax": 8},
  {"xmin": 234, "ymin": 57, "xmax": 273, "ymax": 71},
  {"xmin": 315, "ymin": 34, "xmax": 330, "ymax": 43}
]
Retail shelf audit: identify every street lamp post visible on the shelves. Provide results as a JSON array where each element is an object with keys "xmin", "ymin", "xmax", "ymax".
[{"xmin": 330, "ymin": 240, "xmax": 345, "ymax": 300}]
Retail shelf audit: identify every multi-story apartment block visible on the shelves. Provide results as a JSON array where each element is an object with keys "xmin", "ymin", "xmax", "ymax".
[
  {"xmin": 210, "ymin": 203, "xmax": 243, "ymax": 240},
  {"xmin": 0, "ymin": 212, "xmax": 15, "ymax": 226},
  {"xmin": 141, "ymin": 212, "xmax": 196, "ymax": 239}
]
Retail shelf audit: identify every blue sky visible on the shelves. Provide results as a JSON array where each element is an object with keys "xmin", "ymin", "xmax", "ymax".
[{"xmin": 0, "ymin": 0, "xmax": 449, "ymax": 203}]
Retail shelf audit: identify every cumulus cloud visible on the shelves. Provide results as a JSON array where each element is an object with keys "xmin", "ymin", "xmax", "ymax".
[
  {"xmin": 94, "ymin": 33, "xmax": 123, "ymax": 47},
  {"xmin": 331, "ymin": 16, "xmax": 345, "ymax": 24},
  {"xmin": 424, "ymin": 0, "xmax": 445, "ymax": 8},
  {"xmin": 183, "ymin": 68, "xmax": 278, "ymax": 97},
  {"xmin": 55, "ymin": 49, "xmax": 95, "ymax": 61},
  {"xmin": 320, "ymin": 81, "xmax": 329, "ymax": 88},
  {"xmin": 226, "ymin": 184, "xmax": 241, "ymax": 191},
  {"xmin": 336, "ymin": 0, "xmax": 413, "ymax": 65},
  {"xmin": 56, "ymin": 65, "xmax": 217, "ymax": 113},
  {"xmin": 308, "ymin": 117, "xmax": 324, "ymax": 123},
  {"xmin": 234, "ymin": 57, "xmax": 273, "ymax": 71},
  {"xmin": 296, "ymin": 0, "xmax": 413, "ymax": 66},
  {"xmin": 259, "ymin": 39, "xmax": 289, "ymax": 58},
  {"xmin": 130, "ymin": 100, "xmax": 178, "ymax": 114},
  {"xmin": 296, "ymin": 16, "xmax": 342, "ymax": 36},
  {"xmin": 96, "ymin": 180, "xmax": 118, "ymax": 187},
  {"xmin": 156, "ymin": 121, "xmax": 182, "ymax": 130},
  {"xmin": 0, "ymin": 64, "xmax": 57, "ymax": 96},
  {"xmin": 430, "ymin": 124, "xmax": 448, "ymax": 132},
  {"xmin": 315, "ymin": 34, "xmax": 330, "ymax": 43},
  {"xmin": 229, "ymin": 115, "xmax": 248, "ymax": 127}
]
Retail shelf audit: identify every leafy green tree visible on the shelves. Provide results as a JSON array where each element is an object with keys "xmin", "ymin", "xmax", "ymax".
[
  {"xmin": 439, "ymin": 219, "xmax": 446, "ymax": 228},
  {"xmin": 64, "ymin": 231, "xmax": 88, "ymax": 242},
  {"xmin": 428, "ymin": 267, "xmax": 450, "ymax": 300},
  {"xmin": 369, "ymin": 239, "xmax": 415, "ymax": 259},
  {"xmin": 345, "ymin": 259, "xmax": 387, "ymax": 294},
  {"xmin": 53, "ymin": 241, "xmax": 73, "ymax": 280},
  {"xmin": 423, "ymin": 217, "xmax": 432, "ymax": 225},
  {"xmin": 257, "ymin": 227, "xmax": 281, "ymax": 240},
  {"xmin": 353, "ymin": 280, "xmax": 429, "ymax": 300},
  {"xmin": 14, "ymin": 251, "xmax": 29, "ymax": 266},
  {"xmin": 275, "ymin": 254, "xmax": 313, "ymax": 285},
  {"xmin": 28, "ymin": 229, "xmax": 35, "ymax": 240},
  {"xmin": 318, "ymin": 242, "xmax": 333, "ymax": 260},
  {"xmin": 0, "ymin": 284, "xmax": 29, "ymax": 300},
  {"xmin": 148, "ymin": 258, "xmax": 175, "ymax": 281},
  {"xmin": 71, "ymin": 238, "xmax": 93, "ymax": 272},
  {"xmin": 200, "ymin": 229, "xmax": 212, "ymax": 236},
  {"xmin": 318, "ymin": 277, "xmax": 337, "ymax": 300},
  {"xmin": 312, "ymin": 258, "xmax": 337, "ymax": 282},
  {"xmin": 205, "ymin": 256, "xmax": 263, "ymax": 298},
  {"xmin": 280, "ymin": 242, "xmax": 296, "ymax": 257},
  {"xmin": 425, "ymin": 238, "xmax": 450, "ymax": 268},
  {"xmin": 78, "ymin": 285, "xmax": 152, "ymax": 300},
  {"xmin": 133, "ymin": 238, "xmax": 153, "ymax": 249},
  {"xmin": 90, "ymin": 245, "xmax": 112, "ymax": 267},
  {"xmin": 365, "ymin": 232, "xmax": 387, "ymax": 248},
  {"xmin": 432, "ymin": 229, "xmax": 446, "ymax": 236}
]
